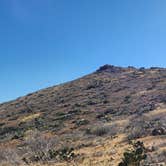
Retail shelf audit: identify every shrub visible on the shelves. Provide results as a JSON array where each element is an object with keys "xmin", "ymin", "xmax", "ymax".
[
  {"xmin": 158, "ymin": 150, "xmax": 166, "ymax": 163},
  {"xmin": 124, "ymin": 95, "xmax": 131, "ymax": 103},
  {"xmin": 56, "ymin": 147, "xmax": 75, "ymax": 161},
  {"xmin": 96, "ymin": 113, "xmax": 112, "ymax": 122},
  {"xmin": 87, "ymin": 100, "xmax": 97, "ymax": 105},
  {"xmin": 118, "ymin": 141, "xmax": 147, "ymax": 166},
  {"xmin": 21, "ymin": 130, "xmax": 57, "ymax": 163},
  {"xmin": 55, "ymin": 112, "xmax": 66, "ymax": 116},
  {"xmin": 0, "ymin": 148, "xmax": 23, "ymax": 166},
  {"xmin": 12, "ymin": 129, "xmax": 25, "ymax": 140},
  {"xmin": 151, "ymin": 127, "xmax": 166, "ymax": 136},
  {"xmin": 142, "ymin": 150, "xmax": 166, "ymax": 165},
  {"xmin": 86, "ymin": 126, "xmax": 110, "ymax": 136},
  {"xmin": 0, "ymin": 126, "xmax": 24, "ymax": 141},
  {"xmin": 127, "ymin": 115, "xmax": 151, "ymax": 140},
  {"xmin": 20, "ymin": 130, "xmax": 76, "ymax": 164},
  {"xmin": 128, "ymin": 125, "xmax": 147, "ymax": 140},
  {"xmin": 74, "ymin": 119, "xmax": 89, "ymax": 126},
  {"xmin": 127, "ymin": 115, "xmax": 166, "ymax": 140}
]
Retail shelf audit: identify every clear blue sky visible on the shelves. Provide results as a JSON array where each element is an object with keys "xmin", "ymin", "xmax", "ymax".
[{"xmin": 0, "ymin": 0, "xmax": 166, "ymax": 103}]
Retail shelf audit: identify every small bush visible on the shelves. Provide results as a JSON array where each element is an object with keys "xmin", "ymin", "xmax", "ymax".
[
  {"xmin": 142, "ymin": 150, "xmax": 166, "ymax": 165},
  {"xmin": 20, "ymin": 130, "xmax": 58, "ymax": 163},
  {"xmin": 127, "ymin": 115, "xmax": 151, "ymax": 140},
  {"xmin": 86, "ymin": 126, "xmax": 110, "ymax": 136},
  {"xmin": 74, "ymin": 119, "xmax": 89, "ymax": 126},
  {"xmin": 127, "ymin": 115, "xmax": 166, "ymax": 140},
  {"xmin": 0, "ymin": 148, "xmax": 23, "ymax": 166},
  {"xmin": 56, "ymin": 147, "xmax": 75, "ymax": 161},
  {"xmin": 87, "ymin": 100, "xmax": 97, "ymax": 105},
  {"xmin": 151, "ymin": 127, "xmax": 166, "ymax": 136},
  {"xmin": 128, "ymin": 125, "xmax": 147, "ymax": 140},
  {"xmin": 124, "ymin": 95, "xmax": 131, "ymax": 103},
  {"xmin": 158, "ymin": 150, "xmax": 166, "ymax": 163},
  {"xmin": 55, "ymin": 112, "xmax": 66, "ymax": 116},
  {"xmin": 118, "ymin": 141, "xmax": 147, "ymax": 166}
]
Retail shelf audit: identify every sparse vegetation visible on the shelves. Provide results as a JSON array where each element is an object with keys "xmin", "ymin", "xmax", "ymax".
[
  {"xmin": 0, "ymin": 65, "xmax": 165, "ymax": 165},
  {"xmin": 0, "ymin": 130, "xmax": 77, "ymax": 165},
  {"xmin": 127, "ymin": 114, "xmax": 166, "ymax": 140}
]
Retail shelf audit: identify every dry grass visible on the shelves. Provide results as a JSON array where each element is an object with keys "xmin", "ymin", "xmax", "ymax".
[
  {"xmin": 20, "ymin": 113, "xmax": 41, "ymax": 122},
  {"xmin": 145, "ymin": 108, "xmax": 166, "ymax": 117}
]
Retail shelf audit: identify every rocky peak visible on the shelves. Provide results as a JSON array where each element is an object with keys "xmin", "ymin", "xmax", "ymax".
[{"xmin": 96, "ymin": 64, "xmax": 124, "ymax": 73}]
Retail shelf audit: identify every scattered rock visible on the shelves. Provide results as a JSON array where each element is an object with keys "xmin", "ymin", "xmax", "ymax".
[{"xmin": 152, "ymin": 127, "xmax": 166, "ymax": 136}]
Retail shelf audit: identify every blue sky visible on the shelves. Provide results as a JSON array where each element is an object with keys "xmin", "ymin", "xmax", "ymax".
[{"xmin": 0, "ymin": 0, "xmax": 166, "ymax": 103}]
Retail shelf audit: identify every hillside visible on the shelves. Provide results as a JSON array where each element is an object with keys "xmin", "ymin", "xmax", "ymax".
[{"xmin": 0, "ymin": 65, "xmax": 166, "ymax": 166}]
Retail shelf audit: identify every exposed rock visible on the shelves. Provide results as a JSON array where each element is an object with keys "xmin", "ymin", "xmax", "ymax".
[
  {"xmin": 152, "ymin": 127, "xmax": 166, "ymax": 136},
  {"xmin": 96, "ymin": 64, "xmax": 124, "ymax": 73}
]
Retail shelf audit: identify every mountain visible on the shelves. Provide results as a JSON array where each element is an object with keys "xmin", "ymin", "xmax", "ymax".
[{"xmin": 0, "ymin": 65, "xmax": 166, "ymax": 166}]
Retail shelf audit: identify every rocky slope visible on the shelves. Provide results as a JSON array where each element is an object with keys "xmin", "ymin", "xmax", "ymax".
[{"xmin": 0, "ymin": 65, "xmax": 166, "ymax": 166}]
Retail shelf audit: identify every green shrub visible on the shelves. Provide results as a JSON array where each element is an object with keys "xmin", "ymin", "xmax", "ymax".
[
  {"xmin": 118, "ymin": 141, "xmax": 147, "ymax": 166},
  {"xmin": 124, "ymin": 95, "xmax": 131, "ymax": 103},
  {"xmin": 56, "ymin": 147, "xmax": 75, "ymax": 161}
]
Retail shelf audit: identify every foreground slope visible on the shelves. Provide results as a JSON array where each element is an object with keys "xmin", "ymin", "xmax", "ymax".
[{"xmin": 0, "ymin": 65, "xmax": 166, "ymax": 166}]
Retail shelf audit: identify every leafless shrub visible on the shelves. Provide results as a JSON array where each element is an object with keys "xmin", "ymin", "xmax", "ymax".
[
  {"xmin": 85, "ymin": 123, "xmax": 121, "ymax": 137},
  {"xmin": 85, "ymin": 125, "xmax": 110, "ymax": 136},
  {"xmin": 17, "ymin": 129, "xmax": 77, "ymax": 164},
  {"xmin": 127, "ymin": 113, "xmax": 166, "ymax": 140},
  {"xmin": 0, "ymin": 148, "xmax": 24, "ymax": 166},
  {"xmin": 142, "ymin": 150, "xmax": 166, "ymax": 165},
  {"xmin": 109, "ymin": 124, "xmax": 122, "ymax": 136},
  {"xmin": 158, "ymin": 150, "xmax": 166, "ymax": 163},
  {"xmin": 127, "ymin": 115, "xmax": 152, "ymax": 140}
]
